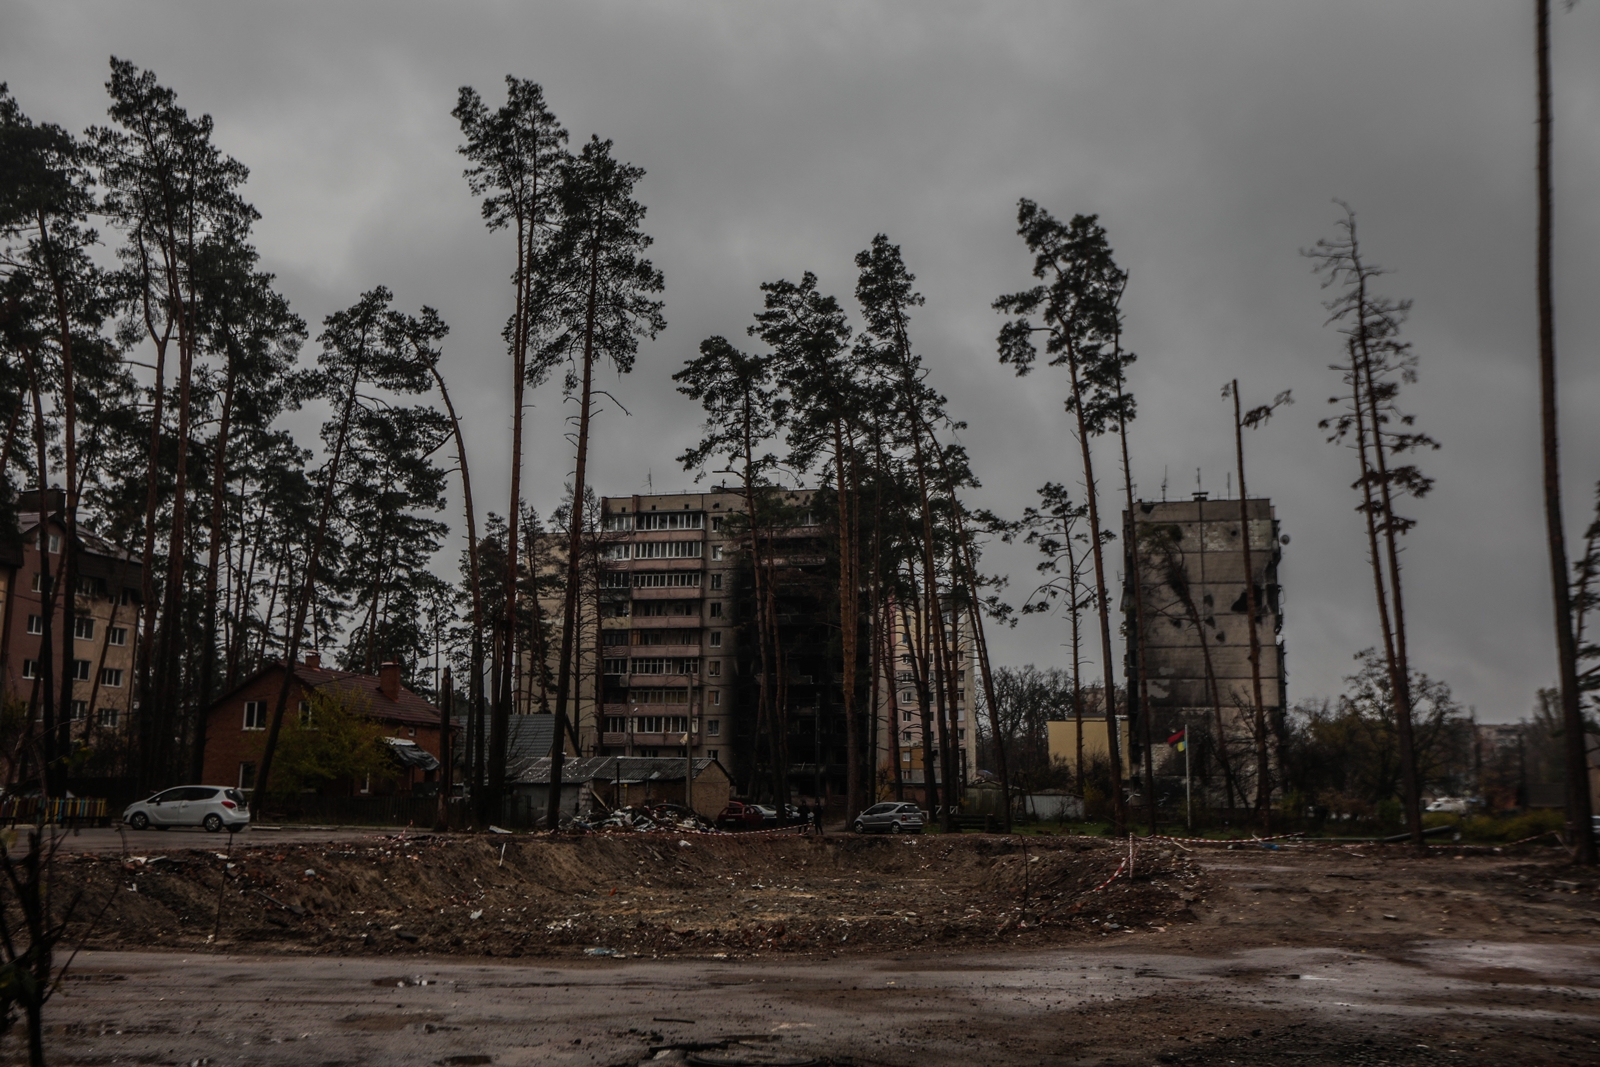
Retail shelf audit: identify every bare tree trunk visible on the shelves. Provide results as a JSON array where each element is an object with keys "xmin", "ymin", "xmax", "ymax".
[
  {"xmin": 1058, "ymin": 331, "xmax": 1126, "ymax": 833},
  {"xmin": 40, "ymin": 213, "xmax": 81, "ymax": 798},
  {"xmin": 833, "ymin": 421, "xmax": 863, "ymax": 823},
  {"xmin": 22, "ymin": 352, "xmax": 58, "ymax": 796},
  {"xmin": 1230, "ymin": 382, "xmax": 1273, "ymax": 833},
  {"xmin": 1535, "ymin": 0, "xmax": 1596, "ymax": 864},
  {"xmin": 1117, "ymin": 373, "xmax": 1156, "ymax": 835},
  {"xmin": 548, "ymin": 230, "xmax": 603, "ymax": 830},
  {"xmin": 192, "ymin": 359, "xmax": 237, "ymax": 781}
]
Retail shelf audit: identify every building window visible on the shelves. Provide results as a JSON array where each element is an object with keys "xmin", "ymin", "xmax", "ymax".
[
  {"xmin": 710, "ymin": 516, "xmax": 723, "ymax": 532},
  {"xmin": 709, "ymin": 601, "xmax": 724, "ymax": 619},
  {"xmin": 603, "ymin": 657, "xmax": 629, "ymax": 675},
  {"xmin": 73, "ymin": 659, "xmax": 91, "ymax": 681},
  {"xmin": 637, "ymin": 715, "xmax": 664, "ymax": 734},
  {"xmin": 605, "ymin": 716, "xmax": 627, "ymax": 733},
  {"xmin": 407, "ymin": 726, "xmax": 416, "ymax": 737},
  {"xmin": 601, "ymin": 543, "xmax": 631, "ymax": 560},
  {"xmin": 711, "ymin": 691, "xmax": 721, "ymax": 707},
  {"xmin": 707, "ymin": 719, "xmax": 721, "ymax": 737},
  {"xmin": 710, "ymin": 545, "xmax": 724, "ymax": 561},
  {"xmin": 633, "ymin": 540, "xmax": 702, "ymax": 559},
  {"xmin": 630, "ymin": 687, "xmax": 690, "ymax": 705},
  {"xmin": 633, "ymin": 571, "xmax": 700, "ymax": 587},
  {"xmin": 707, "ymin": 660, "xmax": 722, "ymax": 678},
  {"xmin": 630, "ymin": 657, "xmax": 697, "ymax": 675},
  {"xmin": 709, "ymin": 572, "xmax": 723, "ymax": 590},
  {"xmin": 243, "ymin": 700, "xmax": 267, "ymax": 730},
  {"xmin": 107, "ymin": 626, "xmax": 128, "ymax": 646},
  {"xmin": 98, "ymin": 705, "xmax": 119, "ymax": 728},
  {"xmin": 22, "ymin": 659, "xmax": 39, "ymax": 679},
  {"xmin": 31, "ymin": 573, "xmax": 50, "ymax": 593},
  {"xmin": 903, "ymin": 710, "xmax": 914, "ymax": 722},
  {"xmin": 74, "ymin": 617, "xmax": 95, "ymax": 640},
  {"xmin": 958, "ymin": 728, "xmax": 966, "ymax": 741},
  {"xmin": 707, "ymin": 749, "xmax": 719, "ymax": 760},
  {"xmin": 26, "ymin": 615, "xmax": 44, "ymax": 635},
  {"xmin": 35, "ymin": 531, "xmax": 61, "ymax": 553},
  {"xmin": 709, "ymin": 631, "xmax": 723, "ymax": 648},
  {"xmin": 901, "ymin": 751, "xmax": 911, "ymax": 763},
  {"xmin": 298, "ymin": 700, "xmax": 313, "ymax": 727},
  {"xmin": 239, "ymin": 762, "xmax": 257, "ymax": 791},
  {"xmin": 900, "ymin": 690, "xmax": 915, "ymax": 704},
  {"xmin": 70, "ymin": 700, "xmax": 87, "ymax": 722},
  {"xmin": 601, "ymin": 630, "xmax": 629, "ymax": 646},
  {"xmin": 98, "ymin": 667, "xmax": 122, "ymax": 687},
  {"xmin": 602, "ymin": 513, "xmax": 633, "ymax": 532},
  {"xmin": 636, "ymin": 512, "xmax": 703, "ymax": 531},
  {"xmin": 902, "ymin": 730, "xmax": 914, "ymax": 743}
]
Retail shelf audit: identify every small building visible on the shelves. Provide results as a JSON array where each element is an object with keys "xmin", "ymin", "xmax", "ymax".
[
  {"xmin": 200, "ymin": 652, "xmax": 446, "ymax": 796},
  {"xmin": 1047, "ymin": 715, "xmax": 1132, "ymax": 779},
  {"xmin": 504, "ymin": 755, "xmax": 732, "ymax": 824}
]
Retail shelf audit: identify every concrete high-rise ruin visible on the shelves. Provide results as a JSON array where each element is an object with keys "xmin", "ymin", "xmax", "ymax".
[{"xmin": 1123, "ymin": 495, "xmax": 1285, "ymax": 804}]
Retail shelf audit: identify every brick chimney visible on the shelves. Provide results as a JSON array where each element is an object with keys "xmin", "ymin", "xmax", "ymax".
[
  {"xmin": 379, "ymin": 661, "xmax": 401, "ymax": 701},
  {"xmin": 303, "ymin": 650, "xmax": 321, "ymax": 669}
]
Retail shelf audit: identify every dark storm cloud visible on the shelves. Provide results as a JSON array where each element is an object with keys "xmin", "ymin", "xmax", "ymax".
[{"xmin": 5, "ymin": 0, "xmax": 1597, "ymax": 719}]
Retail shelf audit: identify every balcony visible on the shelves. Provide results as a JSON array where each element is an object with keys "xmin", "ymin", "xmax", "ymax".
[
  {"xmin": 632, "ymin": 585, "xmax": 705, "ymax": 600},
  {"xmin": 627, "ymin": 643, "xmax": 701, "ymax": 658},
  {"xmin": 629, "ymin": 673, "xmax": 696, "ymax": 688}
]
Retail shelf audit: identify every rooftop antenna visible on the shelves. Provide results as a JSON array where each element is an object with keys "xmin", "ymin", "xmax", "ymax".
[
  {"xmin": 1226, "ymin": 472, "xmax": 1232, "ymax": 499},
  {"xmin": 1161, "ymin": 466, "xmax": 1169, "ymax": 502}
]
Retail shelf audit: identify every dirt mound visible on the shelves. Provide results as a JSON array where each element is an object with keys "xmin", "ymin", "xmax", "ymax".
[{"xmin": 63, "ymin": 832, "xmax": 1199, "ymax": 959}]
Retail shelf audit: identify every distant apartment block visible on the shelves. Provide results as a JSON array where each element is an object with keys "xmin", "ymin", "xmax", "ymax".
[
  {"xmin": 1125, "ymin": 495, "xmax": 1285, "ymax": 782},
  {"xmin": 0, "ymin": 488, "xmax": 143, "ymax": 738}
]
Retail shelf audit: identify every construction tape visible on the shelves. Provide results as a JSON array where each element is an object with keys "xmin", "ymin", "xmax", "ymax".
[{"xmin": 1086, "ymin": 857, "xmax": 1128, "ymax": 893}]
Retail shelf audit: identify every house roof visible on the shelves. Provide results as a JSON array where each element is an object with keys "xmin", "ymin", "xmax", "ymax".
[
  {"xmin": 208, "ymin": 660, "xmax": 443, "ymax": 728},
  {"xmin": 16, "ymin": 511, "xmax": 141, "ymax": 564},
  {"xmin": 507, "ymin": 755, "xmax": 726, "ymax": 786},
  {"xmin": 292, "ymin": 663, "xmax": 442, "ymax": 727},
  {"xmin": 449, "ymin": 713, "xmax": 570, "ymax": 768}
]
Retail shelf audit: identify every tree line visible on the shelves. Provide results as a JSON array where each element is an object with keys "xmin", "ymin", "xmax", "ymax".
[{"xmin": 4, "ymin": 30, "xmax": 1596, "ymax": 862}]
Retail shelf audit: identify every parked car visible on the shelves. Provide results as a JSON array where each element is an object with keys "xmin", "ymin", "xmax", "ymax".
[
  {"xmin": 715, "ymin": 801, "xmax": 766, "ymax": 831},
  {"xmin": 122, "ymin": 786, "xmax": 250, "ymax": 833},
  {"xmin": 853, "ymin": 802, "xmax": 925, "ymax": 834},
  {"xmin": 752, "ymin": 803, "xmax": 803, "ymax": 826}
]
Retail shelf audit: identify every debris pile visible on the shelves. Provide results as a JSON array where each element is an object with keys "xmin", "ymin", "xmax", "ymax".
[{"xmin": 571, "ymin": 804, "xmax": 716, "ymax": 834}]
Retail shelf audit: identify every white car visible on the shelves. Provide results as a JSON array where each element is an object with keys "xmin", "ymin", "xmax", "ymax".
[{"xmin": 123, "ymin": 786, "xmax": 251, "ymax": 833}]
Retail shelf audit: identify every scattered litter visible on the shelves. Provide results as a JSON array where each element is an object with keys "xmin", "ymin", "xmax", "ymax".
[
  {"xmin": 1382, "ymin": 914, "xmax": 1400, "ymax": 921},
  {"xmin": 487, "ymin": 825, "xmax": 513, "ymax": 835},
  {"xmin": 395, "ymin": 930, "xmax": 420, "ymax": 943},
  {"xmin": 303, "ymin": 869, "xmax": 316, "ymax": 877},
  {"xmin": 469, "ymin": 910, "xmax": 483, "ymax": 920},
  {"xmin": 679, "ymin": 839, "xmax": 693, "ymax": 848},
  {"xmin": 584, "ymin": 946, "xmax": 623, "ymax": 957}
]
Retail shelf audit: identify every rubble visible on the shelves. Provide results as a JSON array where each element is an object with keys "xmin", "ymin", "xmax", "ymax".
[{"xmin": 569, "ymin": 803, "xmax": 718, "ymax": 834}]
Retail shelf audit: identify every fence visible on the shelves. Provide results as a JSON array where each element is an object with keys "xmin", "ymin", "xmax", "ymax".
[{"xmin": 0, "ymin": 796, "xmax": 111, "ymax": 827}]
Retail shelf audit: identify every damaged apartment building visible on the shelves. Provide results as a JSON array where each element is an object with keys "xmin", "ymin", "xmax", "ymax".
[
  {"xmin": 1124, "ymin": 494, "xmax": 1286, "ymax": 805},
  {"xmin": 523, "ymin": 486, "xmax": 853, "ymax": 806}
]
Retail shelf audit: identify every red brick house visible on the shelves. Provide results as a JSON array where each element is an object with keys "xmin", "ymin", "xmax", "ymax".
[{"xmin": 200, "ymin": 652, "xmax": 448, "ymax": 797}]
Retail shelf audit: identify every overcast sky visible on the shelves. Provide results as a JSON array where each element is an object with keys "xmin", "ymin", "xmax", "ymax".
[{"xmin": 5, "ymin": 1, "xmax": 1598, "ymax": 721}]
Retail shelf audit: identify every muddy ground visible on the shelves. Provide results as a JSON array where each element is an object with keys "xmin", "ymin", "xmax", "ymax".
[{"xmin": 13, "ymin": 830, "xmax": 1600, "ymax": 1065}]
